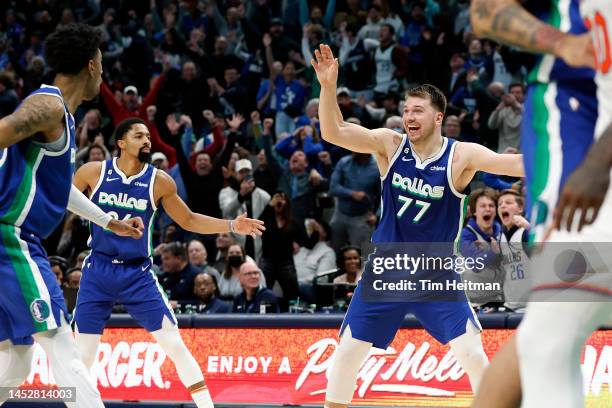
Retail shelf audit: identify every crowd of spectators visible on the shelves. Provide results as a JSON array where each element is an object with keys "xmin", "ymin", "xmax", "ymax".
[{"xmin": 0, "ymin": 0, "xmax": 533, "ymax": 314}]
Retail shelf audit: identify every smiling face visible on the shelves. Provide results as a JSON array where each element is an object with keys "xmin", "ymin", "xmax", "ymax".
[
  {"xmin": 402, "ymin": 96, "xmax": 443, "ymax": 143},
  {"xmin": 475, "ymin": 195, "xmax": 497, "ymax": 232},
  {"xmin": 498, "ymin": 193, "xmax": 523, "ymax": 229}
]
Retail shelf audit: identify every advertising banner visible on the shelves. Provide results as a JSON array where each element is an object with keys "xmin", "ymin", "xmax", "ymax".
[{"xmin": 23, "ymin": 328, "xmax": 611, "ymax": 406}]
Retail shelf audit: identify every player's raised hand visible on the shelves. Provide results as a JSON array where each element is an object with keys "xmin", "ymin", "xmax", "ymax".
[
  {"xmin": 311, "ymin": 44, "xmax": 339, "ymax": 87},
  {"xmin": 232, "ymin": 213, "xmax": 266, "ymax": 238},
  {"xmin": 554, "ymin": 33, "xmax": 596, "ymax": 69},
  {"xmin": 107, "ymin": 217, "xmax": 145, "ymax": 239}
]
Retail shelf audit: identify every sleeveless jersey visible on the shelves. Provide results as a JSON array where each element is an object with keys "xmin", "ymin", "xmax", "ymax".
[
  {"xmin": 581, "ymin": 0, "xmax": 612, "ymax": 139},
  {"xmin": 0, "ymin": 84, "xmax": 76, "ymax": 239},
  {"xmin": 88, "ymin": 158, "xmax": 157, "ymax": 262},
  {"xmin": 374, "ymin": 45, "xmax": 398, "ymax": 93},
  {"xmin": 372, "ymin": 136, "xmax": 466, "ymax": 245},
  {"xmin": 500, "ymin": 227, "xmax": 530, "ymax": 310},
  {"xmin": 526, "ymin": 0, "xmax": 595, "ymax": 84}
]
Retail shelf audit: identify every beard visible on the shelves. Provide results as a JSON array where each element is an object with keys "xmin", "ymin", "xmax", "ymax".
[{"xmin": 138, "ymin": 149, "xmax": 152, "ymax": 163}]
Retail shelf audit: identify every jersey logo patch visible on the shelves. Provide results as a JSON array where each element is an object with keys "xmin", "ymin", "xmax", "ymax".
[
  {"xmin": 429, "ymin": 165, "xmax": 446, "ymax": 171},
  {"xmin": 391, "ymin": 172, "xmax": 444, "ymax": 199},
  {"xmin": 98, "ymin": 192, "xmax": 148, "ymax": 211},
  {"xmin": 401, "ymin": 156, "xmax": 414, "ymax": 162},
  {"xmin": 106, "ymin": 177, "xmax": 119, "ymax": 182},
  {"xmin": 134, "ymin": 181, "xmax": 148, "ymax": 187},
  {"xmin": 30, "ymin": 299, "xmax": 50, "ymax": 323},
  {"xmin": 70, "ymin": 148, "xmax": 76, "ymax": 164}
]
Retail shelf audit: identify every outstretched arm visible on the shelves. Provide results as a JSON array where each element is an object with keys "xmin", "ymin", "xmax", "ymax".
[
  {"xmin": 155, "ymin": 170, "xmax": 265, "ymax": 237},
  {"xmin": 0, "ymin": 94, "xmax": 65, "ymax": 149},
  {"xmin": 462, "ymin": 142, "xmax": 524, "ymax": 177},
  {"xmin": 470, "ymin": 0, "xmax": 595, "ymax": 68},
  {"xmin": 311, "ymin": 44, "xmax": 400, "ymax": 158}
]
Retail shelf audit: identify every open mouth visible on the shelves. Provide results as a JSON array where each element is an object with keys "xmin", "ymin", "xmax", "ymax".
[
  {"xmin": 500, "ymin": 211, "xmax": 510, "ymax": 221},
  {"xmin": 482, "ymin": 214, "xmax": 492, "ymax": 222},
  {"xmin": 407, "ymin": 125, "xmax": 420, "ymax": 134}
]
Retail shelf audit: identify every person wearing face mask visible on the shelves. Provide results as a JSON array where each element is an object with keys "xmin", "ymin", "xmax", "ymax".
[
  {"xmin": 460, "ymin": 188, "xmax": 505, "ymax": 307},
  {"xmin": 217, "ymin": 244, "xmax": 264, "ymax": 298},
  {"xmin": 294, "ymin": 219, "xmax": 336, "ymax": 302}
]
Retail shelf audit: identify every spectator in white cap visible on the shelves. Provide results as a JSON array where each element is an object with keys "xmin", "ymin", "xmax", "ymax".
[
  {"xmin": 219, "ymin": 158, "xmax": 270, "ymax": 262},
  {"xmin": 151, "ymin": 151, "xmax": 168, "ymax": 171}
]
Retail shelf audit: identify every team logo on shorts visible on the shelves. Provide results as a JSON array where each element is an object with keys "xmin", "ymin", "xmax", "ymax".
[{"xmin": 30, "ymin": 299, "xmax": 50, "ymax": 323}]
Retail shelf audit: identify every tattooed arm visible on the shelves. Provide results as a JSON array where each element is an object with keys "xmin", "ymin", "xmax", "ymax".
[
  {"xmin": 470, "ymin": 0, "xmax": 595, "ymax": 68},
  {"xmin": 0, "ymin": 94, "xmax": 65, "ymax": 149}
]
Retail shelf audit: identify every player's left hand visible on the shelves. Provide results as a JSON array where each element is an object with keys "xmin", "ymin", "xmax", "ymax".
[
  {"xmin": 233, "ymin": 213, "xmax": 266, "ymax": 238},
  {"xmin": 107, "ymin": 217, "xmax": 145, "ymax": 239},
  {"xmin": 553, "ymin": 160, "xmax": 610, "ymax": 232}
]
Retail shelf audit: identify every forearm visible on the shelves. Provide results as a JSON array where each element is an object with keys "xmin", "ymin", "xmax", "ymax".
[
  {"xmin": 319, "ymin": 85, "xmax": 343, "ymax": 142},
  {"xmin": 67, "ymin": 185, "xmax": 111, "ymax": 228},
  {"xmin": 181, "ymin": 213, "xmax": 233, "ymax": 235},
  {"xmin": 471, "ymin": 0, "xmax": 565, "ymax": 55}
]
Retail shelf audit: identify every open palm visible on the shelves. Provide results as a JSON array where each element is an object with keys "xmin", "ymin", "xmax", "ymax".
[{"xmin": 311, "ymin": 44, "xmax": 339, "ymax": 87}]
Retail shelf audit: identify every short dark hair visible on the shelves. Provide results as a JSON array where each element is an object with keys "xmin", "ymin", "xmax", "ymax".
[
  {"xmin": 381, "ymin": 23, "xmax": 395, "ymax": 36},
  {"xmin": 405, "ymin": 84, "xmax": 447, "ymax": 114},
  {"xmin": 162, "ymin": 242, "xmax": 187, "ymax": 259},
  {"xmin": 468, "ymin": 188, "xmax": 498, "ymax": 215},
  {"xmin": 112, "ymin": 117, "xmax": 146, "ymax": 146},
  {"xmin": 44, "ymin": 23, "xmax": 102, "ymax": 75},
  {"xmin": 509, "ymin": 82, "xmax": 525, "ymax": 93}
]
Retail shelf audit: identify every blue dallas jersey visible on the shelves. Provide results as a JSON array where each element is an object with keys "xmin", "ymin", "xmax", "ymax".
[
  {"xmin": 0, "ymin": 85, "xmax": 76, "ymax": 239},
  {"xmin": 525, "ymin": 0, "xmax": 595, "ymax": 84},
  {"xmin": 88, "ymin": 158, "xmax": 157, "ymax": 262},
  {"xmin": 371, "ymin": 136, "xmax": 466, "ymax": 244}
]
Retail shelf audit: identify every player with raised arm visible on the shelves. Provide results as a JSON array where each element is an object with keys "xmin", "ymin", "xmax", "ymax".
[
  {"xmin": 311, "ymin": 44, "xmax": 524, "ymax": 408},
  {"xmin": 71, "ymin": 117, "xmax": 265, "ymax": 408},
  {"xmin": 471, "ymin": 1, "xmax": 612, "ymax": 407},
  {"xmin": 0, "ymin": 24, "xmax": 144, "ymax": 408}
]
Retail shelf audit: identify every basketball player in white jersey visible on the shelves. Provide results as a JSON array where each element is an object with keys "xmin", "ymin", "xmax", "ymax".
[{"xmin": 471, "ymin": 1, "xmax": 612, "ymax": 407}]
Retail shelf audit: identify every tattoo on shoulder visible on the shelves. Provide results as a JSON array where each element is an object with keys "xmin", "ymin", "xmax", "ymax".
[
  {"xmin": 473, "ymin": 0, "xmax": 493, "ymax": 19},
  {"xmin": 5, "ymin": 95, "xmax": 63, "ymax": 139}
]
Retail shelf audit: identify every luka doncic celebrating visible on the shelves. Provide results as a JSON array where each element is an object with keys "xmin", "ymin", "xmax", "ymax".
[
  {"xmin": 311, "ymin": 44, "xmax": 524, "ymax": 407},
  {"xmin": 71, "ymin": 118, "xmax": 265, "ymax": 407}
]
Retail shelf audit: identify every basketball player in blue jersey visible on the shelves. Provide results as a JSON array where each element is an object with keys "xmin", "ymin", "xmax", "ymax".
[
  {"xmin": 311, "ymin": 44, "xmax": 524, "ymax": 408},
  {"xmin": 71, "ymin": 117, "xmax": 265, "ymax": 408},
  {"xmin": 0, "ymin": 24, "xmax": 144, "ymax": 408},
  {"xmin": 471, "ymin": 1, "xmax": 612, "ymax": 407}
]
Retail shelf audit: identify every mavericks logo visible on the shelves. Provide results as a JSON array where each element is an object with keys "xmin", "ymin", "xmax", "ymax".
[
  {"xmin": 99, "ymin": 192, "xmax": 148, "ymax": 211},
  {"xmin": 30, "ymin": 299, "xmax": 50, "ymax": 323},
  {"xmin": 391, "ymin": 173, "xmax": 444, "ymax": 199}
]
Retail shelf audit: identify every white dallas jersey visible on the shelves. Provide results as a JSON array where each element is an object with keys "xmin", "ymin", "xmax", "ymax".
[
  {"xmin": 374, "ymin": 45, "xmax": 398, "ymax": 93},
  {"xmin": 500, "ymin": 227, "xmax": 529, "ymax": 311},
  {"xmin": 581, "ymin": 0, "xmax": 612, "ymax": 138}
]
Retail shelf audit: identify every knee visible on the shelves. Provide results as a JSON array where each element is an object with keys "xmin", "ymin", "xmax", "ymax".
[{"xmin": 0, "ymin": 346, "xmax": 33, "ymax": 383}]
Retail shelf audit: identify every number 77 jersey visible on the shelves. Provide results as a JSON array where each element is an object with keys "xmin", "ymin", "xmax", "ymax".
[
  {"xmin": 582, "ymin": 0, "xmax": 612, "ymax": 140},
  {"xmin": 371, "ymin": 135, "xmax": 467, "ymax": 245}
]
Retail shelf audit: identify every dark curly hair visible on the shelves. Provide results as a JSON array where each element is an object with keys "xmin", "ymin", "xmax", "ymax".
[{"xmin": 44, "ymin": 23, "xmax": 102, "ymax": 75}]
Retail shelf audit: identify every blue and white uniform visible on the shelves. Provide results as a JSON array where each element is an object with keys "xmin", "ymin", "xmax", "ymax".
[
  {"xmin": 73, "ymin": 158, "xmax": 176, "ymax": 334},
  {"xmin": 0, "ymin": 85, "xmax": 76, "ymax": 345},
  {"xmin": 341, "ymin": 136, "xmax": 481, "ymax": 349},
  {"xmin": 522, "ymin": 0, "xmax": 598, "ymax": 239}
]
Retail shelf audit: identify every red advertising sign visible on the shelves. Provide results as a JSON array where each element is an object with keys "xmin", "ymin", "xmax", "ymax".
[{"xmin": 24, "ymin": 328, "xmax": 611, "ymax": 406}]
